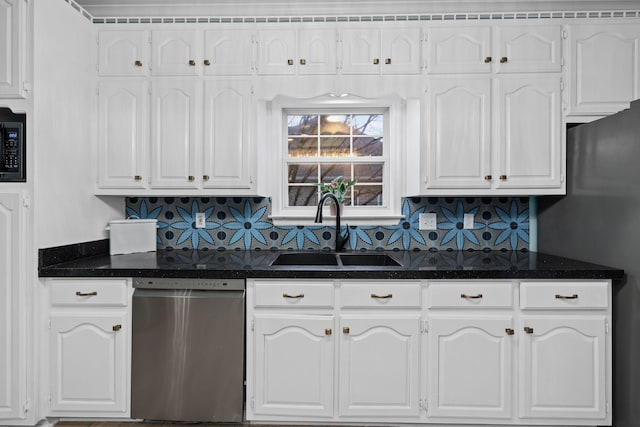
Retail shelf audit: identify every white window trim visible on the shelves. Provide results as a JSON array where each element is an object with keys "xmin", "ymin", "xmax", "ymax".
[{"xmin": 263, "ymin": 93, "xmax": 406, "ymax": 226}]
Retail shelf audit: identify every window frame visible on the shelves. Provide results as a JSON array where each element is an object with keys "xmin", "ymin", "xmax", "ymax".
[{"xmin": 267, "ymin": 94, "xmax": 405, "ymax": 226}]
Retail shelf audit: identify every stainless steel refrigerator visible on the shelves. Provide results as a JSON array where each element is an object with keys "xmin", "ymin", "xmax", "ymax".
[{"xmin": 538, "ymin": 99, "xmax": 640, "ymax": 427}]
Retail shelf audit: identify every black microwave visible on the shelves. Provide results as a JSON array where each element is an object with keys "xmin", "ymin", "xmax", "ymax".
[{"xmin": 0, "ymin": 107, "xmax": 25, "ymax": 182}]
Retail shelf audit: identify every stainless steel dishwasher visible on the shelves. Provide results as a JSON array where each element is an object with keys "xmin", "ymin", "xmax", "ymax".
[{"xmin": 131, "ymin": 277, "xmax": 245, "ymax": 422}]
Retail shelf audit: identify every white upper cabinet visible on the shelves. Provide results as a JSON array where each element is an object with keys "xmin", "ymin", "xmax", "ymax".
[
  {"xmin": 97, "ymin": 80, "xmax": 148, "ymax": 188},
  {"xmin": 203, "ymin": 80, "xmax": 253, "ymax": 189},
  {"xmin": 568, "ymin": 23, "xmax": 640, "ymax": 116},
  {"xmin": 0, "ymin": 0, "xmax": 27, "ymax": 98},
  {"xmin": 342, "ymin": 27, "xmax": 421, "ymax": 74},
  {"xmin": 98, "ymin": 31, "xmax": 149, "ymax": 76},
  {"xmin": 257, "ymin": 28, "xmax": 337, "ymax": 75},
  {"xmin": 151, "ymin": 30, "xmax": 200, "ymax": 76},
  {"xmin": 204, "ymin": 29, "xmax": 253, "ymax": 75},
  {"xmin": 427, "ymin": 24, "xmax": 561, "ymax": 74}
]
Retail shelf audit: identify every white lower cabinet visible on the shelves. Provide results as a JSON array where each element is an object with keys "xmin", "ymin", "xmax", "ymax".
[
  {"xmin": 46, "ymin": 278, "xmax": 132, "ymax": 418},
  {"xmin": 247, "ymin": 278, "xmax": 612, "ymax": 426}
]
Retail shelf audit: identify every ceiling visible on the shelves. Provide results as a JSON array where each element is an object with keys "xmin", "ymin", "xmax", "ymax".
[{"xmin": 72, "ymin": 0, "xmax": 640, "ymax": 18}]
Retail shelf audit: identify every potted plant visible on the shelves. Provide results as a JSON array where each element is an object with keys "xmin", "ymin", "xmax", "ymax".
[{"xmin": 317, "ymin": 176, "xmax": 356, "ymax": 215}]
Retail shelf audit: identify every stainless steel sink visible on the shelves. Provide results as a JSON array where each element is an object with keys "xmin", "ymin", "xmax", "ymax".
[
  {"xmin": 339, "ymin": 254, "xmax": 401, "ymax": 267},
  {"xmin": 271, "ymin": 252, "xmax": 338, "ymax": 266}
]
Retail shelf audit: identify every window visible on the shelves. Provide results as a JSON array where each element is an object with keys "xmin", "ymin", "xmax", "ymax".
[
  {"xmin": 286, "ymin": 112, "xmax": 385, "ymax": 208},
  {"xmin": 264, "ymin": 94, "xmax": 405, "ymax": 225}
]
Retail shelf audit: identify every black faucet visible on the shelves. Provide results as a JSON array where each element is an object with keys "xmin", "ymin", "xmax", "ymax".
[{"xmin": 314, "ymin": 193, "xmax": 349, "ymax": 252}]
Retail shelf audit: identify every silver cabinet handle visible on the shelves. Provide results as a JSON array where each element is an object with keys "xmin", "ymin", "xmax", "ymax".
[
  {"xmin": 556, "ymin": 294, "xmax": 578, "ymax": 299},
  {"xmin": 76, "ymin": 291, "xmax": 97, "ymax": 297},
  {"xmin": 461, "ymin": 293, "xmax": 483, "ymax": 299},
  {"xmin": 371, "ymin": 293, "xmax": 392, "ymax": 299},
  {"xmin": 283, "ymin": 293, "xmax": 304, "ymax": 299}
]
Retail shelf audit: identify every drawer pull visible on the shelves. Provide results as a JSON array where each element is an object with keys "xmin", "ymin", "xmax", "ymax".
[
  {"xmin": 203, "ymin": 59, "xmax": 211, "ymax": 66},
  {"xmin": 524, "ymin": 326, "xmax": 534, "ymax": 334},
  {"xmin": 555, "ymin": 294, "xmax": 578, "ymax": 300},
  {"xmin": 385, "ymin": 58, "xmax": 391, "ymax": 65},
  {"xmin": 287, "ymin": 59, "xmax": 294, "ymax": 65},
  {"xmin": 499, "ymin": 175, "xmax": 508, "ymax": 180},
  {"xmin": 371, "ymin": 293, "xmax": 393, "ymax": 299},
  {"xmin": 76, "ymin": 291, "xmax": 97, "ymax": 297},
  {"xmin": 505, "ymin": 328, "xmax": 515, "ymax": 335},
  {"xmin": 484, "ymin": 175, "xmax": 492, "ymax": 180},
  {"xmin": 325, "ymin": 328, "xmax": 332, "ymax": 335},
  {"xmin": 373, "ymin": 58, "xmax": 380, "ymax": 65},
  {"xmin": 134, "ymin": 175, "xmax": 142, "ymax": 181},
  {"xmin": 484, "ymin": 56, "xmax": 492, "ymax": 63},
  {"xmin": 283, "ymin": 293, "xmax": 304, "ymax": 299},
  {"xmin": 112, "ymin": 324, "xmax": 122, "ymax": 332},
  {"xmin": 500, "ymin": 56, "xmax": 508, "ymax": 63},
  {"xmin": 188, "ymin": 59, "xmax": 196, "ymax": 66},
  {"xmin": 461, "ymin": 293, "xmax": 483, "ymax": 299},
  {"xmin": 134, "ymin": 60, "xmax": 143, "ymax": 67},
  {"xmin": 300, "ymin": 58, "xmax": 306, "ymax": 65},
  {"xmin": 343, "ymin": 327, "xmax": 350, "ymax": 334}
]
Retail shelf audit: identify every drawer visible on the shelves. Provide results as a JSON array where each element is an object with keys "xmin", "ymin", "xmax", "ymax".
[
  {"xmin": 520, "ymin": 281, "xmax": 609, "ymax": 309},
  {"xmin": 341, "ymin": 282, "xmax": 421, "ymax": 308},
  {"xmin": 49, "ymin": 279, "xmax": 129, "ymax": 307},
  {"xmin": 428, "ymin": 282, "xmax": 513, "ymax": 308},
  {"xmin": 254, "ymin": 281, "xmax": 334, "ymax": 308}
]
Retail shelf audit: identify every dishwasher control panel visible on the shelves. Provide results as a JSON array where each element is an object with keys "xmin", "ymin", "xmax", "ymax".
[{"xmin": 133, "ymin": 277, "xmax": 245, "ymax": 291}]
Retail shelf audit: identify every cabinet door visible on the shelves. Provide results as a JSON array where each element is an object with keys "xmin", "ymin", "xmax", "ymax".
[
  {"xmin": 48, "ymin": 313, "xmax": 128, "ymax": 415},
  {"xmin": 0, "ymin": 194, "xmax": 24, "ymax": 420},
  {"xmin": 97, "ymin": 80, "xmax": 148, "ymax": 189},
  {"xmin": 495, "ymin": 25, "xmax": 562, "ymax": 73},
  {"xmin": 380, "ymin": 28, "xmax": 422, "ymax": 74},
  {"xmin": 98, "ymin": 31, "xmax": 149, "ymax": 76},
  {"xmin": 341, "ymin": 28, "xmax": 381, "ymax": 74},
  {"xmin": 151, "ymin": 30, "xmax": 200, "ymax": 76},
  {"xmin": 424, "ymin": 78, "xmax": 492, "ymax": 190},
  {"xmin": 253, "ymin": 314, "xmax": 334, "ymax": 418},
  {"xmin": 203, "ymin": 80, "xmax": 253, "ymax": 190},
  {"xmin": 427, "ymin": 26, "xmax": 492, "ymax": 74},
  {"xmin": 0, "ymin": 0, "xmax": 25, "ymax": 98},
  {"xmin": 520, "ymin": 316, "xmax": 607, "ymax": 420},
  {"xmin": 204, "ymin": 29, "xmax": 253, "ymax": 75},
  {"xmin": 150, "ymin": 80, "xmax": 199, "ymax": 188},
  {"xmin": 298, "ymin": 28, "xmax": 337, "ymax": 75},
  {"xmin": 569, "ymin": 24, "xmax": 640, "ymax": 115},
  {"xmin": 496, "ymin": 77, "xmax": 562, "ymax": 190},
  {"xmin": 338, "ymin": 314, "xmax": 421, "ymax": 418},
  {"xmin": 257, "ymin": 30, "xmax": 296, "ymax": 75},
  {"xmin": 427, "ymin": 316, "xmax": 514, "ymax": 419}
]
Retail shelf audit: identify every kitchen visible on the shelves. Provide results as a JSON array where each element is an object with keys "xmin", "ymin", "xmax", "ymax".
[{"xmin": 0, "ymin": 0, "xmax": 638, "ymax": 426}]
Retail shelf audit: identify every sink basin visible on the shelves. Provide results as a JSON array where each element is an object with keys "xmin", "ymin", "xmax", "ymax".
[
  {"xmin": 338, "ymin": 254, "xmax": 401, "ymax": 267},
  {"xmin": 271, "ymin": 252, "xmax": 338, "ymax": 266}
]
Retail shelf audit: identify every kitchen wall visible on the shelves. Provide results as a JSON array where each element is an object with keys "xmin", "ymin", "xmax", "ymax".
[{"xmin": 125, "ymin": 196, "xmax": 530, "ymax": 251}]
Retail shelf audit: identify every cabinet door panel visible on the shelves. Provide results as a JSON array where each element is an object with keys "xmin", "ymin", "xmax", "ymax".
[
  {"xmin": 253, "ymin": 314, "xmax": 334, "ymax": 417},
  {"xmin": 425, "ymin": 78, "xmax": 492, "ymax": 189},
  {"xmin": 150, "ymin": 80, "xmax": 199, "ymax": 188},
  {"xmin": 204, "ymin": 29, "xmax": 253, "ymax": 75},
  {"xmin": 98, "ymin": 31, "xmax": 149, "ymax": 76},
  {"xmin": 98, "ymin": 81, "xmax": 147, "ymax": 189},
  {"xmin": 151, "ymin": 30, "xmax": 199, "ymax": 76},
  {"xmin": 341, "ymin": 29, "xmax": 381, "ymax": 74},
  {"xmin": 257, "ymin": 30, "xmax": 296, "ymax": 75},
  {"xmin": 0, "ymin": 194, "xmax": 22, "ymax": 420},
  {"xmin": 520, "ymin": 316, "xmax": 607, "ymax": 420},
  {"xmin": 338, "ymin": 314, "xmax": 420, "ymax": 418},
  {"xmin": 496, "ymin": 25, "xmax": 562, "ymax": 73},
  {"xmin": 49, "ymin": 314, "xmax": 128, "ymax": 414},
  {"xmin": 203, "ymin": 80, "xmax": 253, "ymax": 189},
  {"xmin": 427, "ymin": 316, "xmax": 513, "ymax": 419},
  {"xmin": 427, "ymin": 26, "xmax": 491, "ymax": 74},
  {"xmin": 298, "ymin": 29, "xmax": 337, "ymax": 75},
  {"xmin": 497, "ymin": 77, "xmax": 561, "ymax": 189},
  {"xmin": 0, "ymin": 0, "xmax": 24, "ymax": 97},
  {"xmin": 569, "ymin": 24, "xmax": 640, "ymax": 115},
  {"xmin": 381, "ymin": 28, "xmax": 422, "ymax": 74}
]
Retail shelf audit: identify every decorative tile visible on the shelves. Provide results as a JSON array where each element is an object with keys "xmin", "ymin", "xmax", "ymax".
[{"xmin": 124, "ymin": 196, "xmax": 530, "ymax": 251}]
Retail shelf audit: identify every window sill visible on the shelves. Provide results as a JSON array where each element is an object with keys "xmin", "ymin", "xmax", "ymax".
[{"xmin": 270, "ymin": 214, "xmax": 404, "ymax": 227}]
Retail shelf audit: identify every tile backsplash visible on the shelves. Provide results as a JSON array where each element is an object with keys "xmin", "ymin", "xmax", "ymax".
[{"xmin": 125, "ymin": 197, "xmax": 530, "ymax": 251}]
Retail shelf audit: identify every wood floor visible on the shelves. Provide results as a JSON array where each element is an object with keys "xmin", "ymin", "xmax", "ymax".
[{"xmin": 56, "ymin": 423, "xmax": 313, "ymax": 427}]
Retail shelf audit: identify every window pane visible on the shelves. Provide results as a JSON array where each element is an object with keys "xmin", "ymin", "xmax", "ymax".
[
  {"xmin": 288, "ymin": 164, "xmax": 318, "ymax": 184},
  {"xmin": 352, "ymin": 114, "xmax": 383, "ymax": 136},
  {"xmin": 353, "ymin": 137, "xmax": 383, "ymax": 156},
  {"xmin": 320, "ymin": 115, "xmax": 350, "ymax": 135},
  {"xmin": 354, "ymin": 163, "xmax": 383, "ymax": 183},
  {"xmin": 320, "ymin": 164, "xmax": 351, "ymax": 182},
  {"xmin": 354, "ymin": 185, "xmax": 383, "ymax": 206},
  {"xmin": 289, "ymin": 137, "xmax": 318, "ymax": 157},
  {"xmin": 288, "ymin": 186, "xmax": 318, "ymax": 206},
  {"xmin": 320, "ymin": 137, "xmax": 350, "ymax": 157},
  {"xmin": 288, "ymin": 115, "xmax": 318, "ymax": 136}
]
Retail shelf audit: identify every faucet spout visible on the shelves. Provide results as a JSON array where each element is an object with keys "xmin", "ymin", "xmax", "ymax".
[{"xmin": 314, "ymin": 193, "xmax": 349, "ymax": 252}]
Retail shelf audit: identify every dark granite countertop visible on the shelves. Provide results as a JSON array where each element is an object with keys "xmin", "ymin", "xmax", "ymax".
[{"xmin": 38, "ymin": 240, "xmax": 624, "ymax": 281}]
